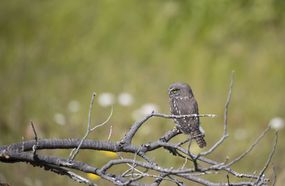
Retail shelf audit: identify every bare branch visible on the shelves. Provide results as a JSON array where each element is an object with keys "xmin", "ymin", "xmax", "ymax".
[
  {"xmin": 88, "ymin": 92, "xmax": 97, "ymax": 131},
  {"xmin": 90, "ymin": 105, "xmax": 113, "ymax": 132},
  {"xmin": 69, "ymin": 93, "xmax": 113, "ymax": 161},
  {"xmin": 68, "ymin": 92, "xmax": 97, "ymax": 161},
  {"xmin": 272, "ymin": 166, "xmax": 277, "ymax": 186},
  {"xmin": 0, "ymin": 73, "xmax": 278, "ymax": 186},
  {"xmin": 200, "ymin": 71, "xmax": 234, "ymax": 156},
  {"xmin": 120, "ymin": 112, "xmax": 215, "ymax": 146},
  {"xmin": 223, "ymin": 126, "xmax": 271, "ymax": 168},
  {"xmin": 30, "ymin": 121, "xmax": 38, "ymax": 142},
  {"xmin": 152, "ymin": 113, "xmax": 217, "ymax": 119},
  {"xmin": 255, "ymin": 131, "xmax": 278, "ymax": 185},
  {"xmin": 67, "ymin": 171, "xmax": 97, "ymax": 186},
  {"xmin": 30, "ymin": 121, "xmax": 39, "ymax": 156},
  {"xmin": 107, "ymin": 125, "xmax": 113, "ymax": 141}
]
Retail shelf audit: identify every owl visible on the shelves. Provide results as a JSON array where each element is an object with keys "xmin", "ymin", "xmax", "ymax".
[{"xmin": 168, "ymin": 83, "xmax": 206, "ymax": 148}]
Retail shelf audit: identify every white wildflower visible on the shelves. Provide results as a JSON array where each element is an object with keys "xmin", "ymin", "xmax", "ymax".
[
  {"xmin": 118, "ymin": 92, "xmax": 134, "ymax": 106},
  {"xmin": 54, "ymin": 113, "xmax": 66, "ymax": 126},
  {"xmin": 98, "ymin": 92, "xmax": 115, "ymax": 107},
  {"xmin": 68, "ymin": 100, "xmax": 80, "ymax": 113},
  {"xmin": 132, "ymin": 103, "xmax": 159, "ymax": 120},
  {"xmin": 269, "ymin": 117, "xmax": 284, "ymax": 131},
  {"xmin": 140, "ymin": 103, "xmax": 159, "ymax": 115}
]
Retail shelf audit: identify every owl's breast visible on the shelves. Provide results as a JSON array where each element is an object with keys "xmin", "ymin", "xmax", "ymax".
[
  {"xmin": 169, "ymin": 98, "xmax": 181, "ymax": 115},
  {"xmin": 169, "ymin": 97, "xmax": 199, "ymax": 134}
]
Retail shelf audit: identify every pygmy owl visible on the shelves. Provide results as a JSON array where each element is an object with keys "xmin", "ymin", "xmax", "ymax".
[{"xmin": 168, "ymin": 83, "xmax": 206, "ymax": 148}]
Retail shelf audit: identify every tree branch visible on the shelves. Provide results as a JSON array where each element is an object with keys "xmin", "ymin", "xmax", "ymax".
[{"xmin": 0, "ymin": 72, "xmax": 278, "ymax": 186}]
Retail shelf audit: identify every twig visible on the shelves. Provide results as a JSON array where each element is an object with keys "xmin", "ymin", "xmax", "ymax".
[
  {"xmin": 272, "ymin": 166, "xmax": 276, "ymax": 186},
  {"xmin": 167, "ymin": 175, "xmax": 184, "ymax": 186},
  {"xmin": 69, "ymin": 93, "xmax": 113, "ymax": 161},
  {"xmin": 119, "ymin": 154, "xmax": 146, "ymax": 179},
  {"xmin": 30, "ymin": 121, "xmax": 38, "ymax": 157},
  {"xmin": 200, "ymin": 71, "xmax": 234, "ymax": 156},
  {"xmin": 181, "ymin": 157, "xmax": 188, "ymax": 169},
  {"xmin": 255, "ymin": 131, "xmax": 278, "ymax": 185},
  {"xmin": 68, "ymin": 92, "xmax": 96, "ymax": 161},
  {"xmin": 152, "ymin": 113, "xmax": 217, "ymax": 119},
  {"xmin": 226, "ymin": 174, "xmax": 230, "ymax": 185},
  {"xmin": 107, "ymin": 125, "xmax": 113, "ymax": 141},
  {"xmin": 30, "ymin": 121, "xmax": 38, "ymax": 142},
  {"xmin": 223, "ymin": 126, "xmax": 271, "ymax": 168},
  {"xmin": 152, "ymin": 172, "xmax": 189, "ymax": 186},
  {"xmin": 90, "ymin": 105, "xmax": 113, "ymax": 132},
  {"xmin": 87, "ymin": 92, "xmax": 97, "ymax": 130},
  {"xmin": 131, "ymin": 147, "xmax": 140, "ymax": 178},
  {"xmin": 67, "ymin": 171, "xmax": 97, "ymax": 186},
  {"xmin": 120, "ymin": 111, "xmax": 154, "ymax": 145}
]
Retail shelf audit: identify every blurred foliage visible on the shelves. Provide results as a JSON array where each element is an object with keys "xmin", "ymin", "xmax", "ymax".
[{"xmin": 0, "ymin": 0, "xmax": 285, "ymax": 185}]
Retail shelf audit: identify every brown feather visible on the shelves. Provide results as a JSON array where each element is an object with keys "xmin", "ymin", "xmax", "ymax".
[{"xmin": 168, "ymin": 83, "xmax": 206, "ymax": 148}]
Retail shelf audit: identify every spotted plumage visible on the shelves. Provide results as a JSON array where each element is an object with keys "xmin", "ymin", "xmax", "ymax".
[{"xmin": 168, "ymin": 83, "xmax": 206, "ymax": 148}]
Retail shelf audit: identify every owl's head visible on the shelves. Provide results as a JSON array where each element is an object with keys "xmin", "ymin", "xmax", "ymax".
[{"xmin": 168, "ymin": 82, "xmax": 194, "ymax": 98}]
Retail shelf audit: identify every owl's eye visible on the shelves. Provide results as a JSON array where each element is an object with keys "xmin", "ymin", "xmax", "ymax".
[{"xmin": 172, "ymin": 88, "xmax": 179, "ymax": 94}]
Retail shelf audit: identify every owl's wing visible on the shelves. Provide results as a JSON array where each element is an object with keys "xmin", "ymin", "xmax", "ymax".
[
  {"xmin": 177, "ymin": 98, "xmax": 198, "ymax": 114},
  {"xmin": 170, "ymin": 97, "xmax": 206, "ymax": 147},
  {"xmin": 179, "ymin": 97, "xmax": 199, "ymax": 125},
  {"xmin": 170, "ymin": 97, "xmax": 200, "ymax": 134}
]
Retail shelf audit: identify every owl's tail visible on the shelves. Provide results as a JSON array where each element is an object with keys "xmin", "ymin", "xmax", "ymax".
[{"xmin": 191, "ymin": 129, "xmax": 206, "ymax": 148}]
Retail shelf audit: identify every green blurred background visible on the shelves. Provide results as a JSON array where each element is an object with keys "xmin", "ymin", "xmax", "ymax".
[{"xmin": 0, "ymin": 0, "xmax": 285, "ymax": 185}]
